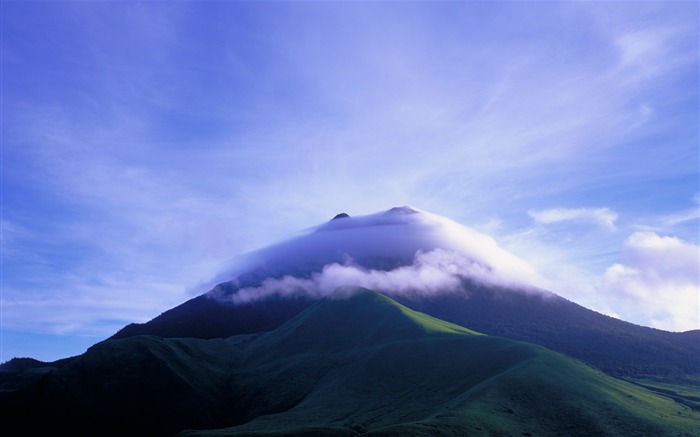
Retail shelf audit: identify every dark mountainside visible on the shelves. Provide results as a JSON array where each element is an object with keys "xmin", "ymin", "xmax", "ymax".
[
  {"xmin": 113, "ymin": 293, "xmax": 314, "ymax": 341},
  {"xmin": 108, "ymin": 278, "xmax": 700, "ymax": 380},
  {"xmin": 2, "ymin": 290, "xmax": 698, "ymax": 437},
  {"xmin": 402, "ymin": 281, "xmax": 700, "ymax": 379}
]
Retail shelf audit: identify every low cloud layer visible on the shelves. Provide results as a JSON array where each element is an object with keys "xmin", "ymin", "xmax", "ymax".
[
  {"xmin": 207, "ymin": 207, "xmax": 547, "ymax": 305},
  {"xmin": 601, "ymin": 231, "xmax": 699, "ymax": 331},
  {"xmin": 529, "ymin": 207, "xmax": 618, "ymax": 230},
  {"xmin": 211, "ymin": 248, "xmax": 538, "ymax": 306}
]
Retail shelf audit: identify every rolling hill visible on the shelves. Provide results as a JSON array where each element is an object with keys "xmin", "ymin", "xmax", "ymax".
[{"xmin": 2, "ymin": 289, "xmax": 698, "ymax": 436}]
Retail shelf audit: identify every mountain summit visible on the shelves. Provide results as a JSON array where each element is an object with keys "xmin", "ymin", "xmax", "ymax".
[{"xmin": 205, "ymin": 205, "xmax": 544, "ymax": 303}]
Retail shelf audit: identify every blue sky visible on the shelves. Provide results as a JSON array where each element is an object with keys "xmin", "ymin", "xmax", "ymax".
[{"xmin": 2, "ymin": 1, "xmax": 698, "ymax": 362}]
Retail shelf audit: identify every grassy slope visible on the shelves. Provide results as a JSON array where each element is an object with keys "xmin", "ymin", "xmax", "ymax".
[
  {"xmin": 624, "ymin": 377, "xmax": 700, "ymax": 411},
  {"xmin": 2, "ymin": 289, "xmax": 698, "ymax": 436},
  {"xmin": 180, "ymin": 290, "xmax": 699, "ymax": 436}
]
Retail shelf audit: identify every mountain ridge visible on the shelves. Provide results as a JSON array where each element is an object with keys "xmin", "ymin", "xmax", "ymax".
[{"xmin": 246, "ymin": 288, "xmax": 481, "ymax": 356}]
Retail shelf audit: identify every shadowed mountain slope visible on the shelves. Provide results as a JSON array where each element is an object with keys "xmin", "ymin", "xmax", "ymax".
[
  {"xmin": 395, "ymin": 281, "xmax": 700, "ymax": 379},
  {"xmin": 2, "ymin": 290, "xmax": 698, "ymax": 436},
  {"xmin": 112, "ymin": 292, "xmax": 314, "ymax": 340}
]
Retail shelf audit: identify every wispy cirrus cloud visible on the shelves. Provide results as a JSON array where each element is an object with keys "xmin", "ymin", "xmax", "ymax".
[{"xmin": 528, "ymin": 208, "xmax": 619, "ymax": 230}]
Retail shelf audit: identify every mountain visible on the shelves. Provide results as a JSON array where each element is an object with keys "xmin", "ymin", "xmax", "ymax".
[
  {"xmin": 111, "ymin": 281, "xmax": 700, "ymax": 380},
  {"xmin": 109, "ymin": 207, "xmax": 699, "ymax": 380},
  {"xmin": 2, "ymin": 290, "xmax": 698, "ymax": 436}
]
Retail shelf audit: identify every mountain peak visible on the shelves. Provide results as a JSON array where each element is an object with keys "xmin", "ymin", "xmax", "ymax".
[
  {"xmin": 205, "ymin": 206, "xmax": 545, "ymax": 301},
  {"xmin": 384, "ymin": 205, "xmax": 420, "ymax": 215}
]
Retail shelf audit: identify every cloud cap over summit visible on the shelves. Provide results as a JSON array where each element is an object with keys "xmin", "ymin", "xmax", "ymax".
[{"xmin": 207, "ymin": 206, "xmax": 547, "ymax": 304}]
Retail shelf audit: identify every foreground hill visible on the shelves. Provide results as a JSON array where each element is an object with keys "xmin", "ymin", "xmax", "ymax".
[{"xmin": 2, "ymin": 289, "xmax": 698, "ymax": 436}]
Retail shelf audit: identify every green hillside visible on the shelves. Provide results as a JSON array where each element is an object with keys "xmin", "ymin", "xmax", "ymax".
[
  {"xmin": 181, "ymin": 289, "xmax": 699, "ymax": 436},
  {"xmin": 1, "ymin": 288, "xmax": 698, "ymax": 436},
  {"xmin": 247, "ymin": 288, "xmax": 480, "ymax": 356}
]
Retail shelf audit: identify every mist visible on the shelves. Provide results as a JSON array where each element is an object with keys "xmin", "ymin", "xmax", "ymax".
[{"xmin": 207, "ymin": 206, "xmax": 547, "ymax": 305}]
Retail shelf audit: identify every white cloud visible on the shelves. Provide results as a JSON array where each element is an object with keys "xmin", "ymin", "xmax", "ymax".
[
  {"xmin": 203, "ymin": 207, "xmax": 548, "ymax": 295},
  {"xmin": 616, "ymin": 29, "xmax": 664, "ymax": 69},
  {"xmin": 205, "ymin": 207, "xmax": 548, "ymax": 306},
  {"xmin": 528, "ymin": 207, "xmax": 619, "ymax": 230},
  {"xmin": 601, "ymin": 232, "xmax": 699, "ymax": 331},
  {"xmin": 211, "ymin": 248, "xmax": 541, "ymax": 306}
]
